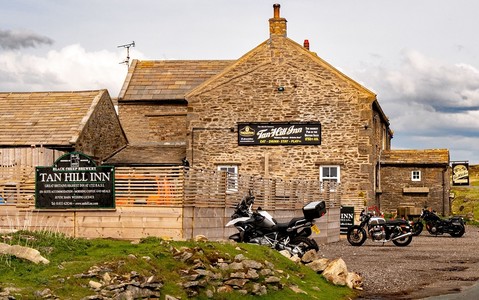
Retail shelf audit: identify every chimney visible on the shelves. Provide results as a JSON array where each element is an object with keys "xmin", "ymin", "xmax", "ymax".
[
  {"xmin": 269, "ymin": 4, "xmax": 287, "ymax": 37},
  {"xmin": 303, "ymin": 39, "xmax": 310, "ymax": 50}
]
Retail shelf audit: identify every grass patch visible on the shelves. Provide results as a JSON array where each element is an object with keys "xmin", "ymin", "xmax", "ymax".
[{"xmin": 0, "ymin": 231, "xmax": 355, "ymax": 299}]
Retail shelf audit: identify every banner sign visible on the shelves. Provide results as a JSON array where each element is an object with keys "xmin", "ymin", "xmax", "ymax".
[
  {"xmin": 35, "ymin": 152, "xmax": 115, "ymax": 209},
  {"xmin": 238, "ymin": 122, "xmax": 321, "ymax": 146},
  {"xmin": 340, "ymin": 206, "xmax": 354, "ymax": 234},
  {"xmin": 452, "ymin": 162, "xmax": 469, "ymax": 186}
]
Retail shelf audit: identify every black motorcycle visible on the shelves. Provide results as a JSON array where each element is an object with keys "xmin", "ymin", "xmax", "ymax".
[
  {"xmin": 226, "ymin": 191, "xmax": 326, "ymax": 257},
  {"xmin": 347, "ymin": 209, "xmax": 413, "ymax": 247},
  {"xmin": 412, "ymin": 208, "xmax": 465, "ymax": 237}
]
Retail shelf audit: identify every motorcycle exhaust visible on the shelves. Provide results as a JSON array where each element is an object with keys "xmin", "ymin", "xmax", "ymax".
[{"xmin": 391, "ymin": 232, "xmax": 412, "ymax": 241}]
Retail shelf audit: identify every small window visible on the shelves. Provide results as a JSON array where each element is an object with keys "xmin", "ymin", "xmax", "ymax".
[
  {"xmin": 412, "ymin": 170, "xmax": 421, "ymax": 182},
  {"xmin": 218, "ymin": 165, "xmax": 238, "ymax": 192},
  {"xmin": 320, "ymin": 165, "xmax": 340, "ymax": 191}
]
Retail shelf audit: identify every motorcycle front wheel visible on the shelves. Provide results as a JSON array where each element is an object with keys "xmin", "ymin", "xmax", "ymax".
[
  {"xmin": 289, "ymin": 236, "xmax": 319, "ymax": 257},
  {"xmin": 450, "ymin": 225, "xmax": 465, "ymax": 237},
  {"xmin": 347, "ymin": 226, "xmax": 367, "ymax": 246},
  {"xmin": 412, "ymin": 222, "xmax": 423, "ymax": 236}
]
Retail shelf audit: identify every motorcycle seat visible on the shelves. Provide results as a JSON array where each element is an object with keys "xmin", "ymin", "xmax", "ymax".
[
  {"xmin": 275, "ymin": 217, "xmax": 304, "ymax": 231},
  {"xmin": 386, "ymin": 219, "xmax": 408, "ymax": 225}
]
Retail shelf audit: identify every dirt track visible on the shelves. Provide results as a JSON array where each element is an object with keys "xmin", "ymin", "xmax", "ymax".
[{"xmin": 319, "ymin": 225, "xmax": 479, "ymax": 299}]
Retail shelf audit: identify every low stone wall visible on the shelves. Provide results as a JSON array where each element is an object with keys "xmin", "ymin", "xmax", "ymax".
[
  {"xmin": 183, "ymin": 206, "xmax": 340, "ymax": 244},
  {"xmin": 0, "ymin": 205, "xmax": 340, "ymax": 243}
]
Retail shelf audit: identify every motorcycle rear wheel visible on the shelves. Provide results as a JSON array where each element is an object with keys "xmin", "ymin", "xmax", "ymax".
[
  {"xmin": 289, "ymin": 236, "xmax": 319, "ymax": 257},
  {"xmin": 392, "ymin": 233, "xmax": 412, "ymax": 247},
  {"xmin": 347, "ymin": 225, "xmax": 367, "ymax": 246}
]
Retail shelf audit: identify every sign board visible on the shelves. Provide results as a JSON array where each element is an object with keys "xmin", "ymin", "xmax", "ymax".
[
  {"xmin": 35, "ymin": 152, "xmax": 115, "ymax": 209},
  {"xmin": 340, "ymin": 206, "xmax": 354, "ymax": 234},
  {"xmin": 452, "ymin": 162, "xmax": 469, "ymax": 186},
  {"xmin": 238, "ymin": 122, "xmax": 321, "ymax": 146}
]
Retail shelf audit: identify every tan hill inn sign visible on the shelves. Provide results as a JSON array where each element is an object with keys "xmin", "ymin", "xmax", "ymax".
[
  {"xmin": 238, "ymin": 122, "xmax": 321, "ymax": 146},
  {"xmin": 35, "ymin": 152, "xmax": 115, "ymax": 209}
]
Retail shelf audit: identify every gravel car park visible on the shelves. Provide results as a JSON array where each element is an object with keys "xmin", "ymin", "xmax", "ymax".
[{"xmin": 319, "ymin": 225, "xmax": 479, "ymax": 299}]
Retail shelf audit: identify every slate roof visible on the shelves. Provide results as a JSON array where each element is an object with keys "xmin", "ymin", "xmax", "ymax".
[
  {"xmin": 118, "ymin": 60, "xmax": 234, "ymax": 101},
  {"xmin": 0, "ymin": 90, "xmax": 107, "ymax": 146},
  {"xmin": 381, "ymin": 149, "xmax": 450, "ymax": 165},
  {"xmin": 105, "ymin": 144, "xmax": 186, "ymax": 165}
]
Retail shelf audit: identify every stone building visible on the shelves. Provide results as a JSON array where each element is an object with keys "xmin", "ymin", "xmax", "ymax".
[
  {"xmin": 379, "ymin": 149, "xmax": 450, "ymax": 215},
  {"xmin": 115, "ymin": 4, "xmax": 449, "ymax": 214},
  {"xmin": 0, "ymin": 90, "xmax": 127, "ymax": 167}
]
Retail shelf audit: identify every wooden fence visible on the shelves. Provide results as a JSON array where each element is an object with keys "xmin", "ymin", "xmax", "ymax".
[{"xmin": 1, "ymin": 166, "xmax": 341, "ymax": 208}]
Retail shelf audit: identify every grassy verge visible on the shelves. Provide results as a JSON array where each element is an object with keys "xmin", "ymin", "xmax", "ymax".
[{"xmin": 0, "ymin": 231, "xmax": 355, "ymax": 299}]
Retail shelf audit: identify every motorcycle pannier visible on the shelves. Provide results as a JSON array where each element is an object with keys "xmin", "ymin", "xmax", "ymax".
[{"xmin": 302, "ymin": 201, "xmax": 326, "ymax": 219}]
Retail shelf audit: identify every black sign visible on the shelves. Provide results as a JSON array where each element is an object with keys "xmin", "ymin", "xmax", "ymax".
[
  {"xmin": 238, "ymin": 122, "xmax": 321, "ymax": 146},
  {"xmin": 340, "ymin": 206, "xmax": 354, "ymax": 234},
  {"xmin": 452, "ymin": 162, "xmax": 469, "ymax": 186},
  {"xmin": 35, "ymin": 152, "xmax": 115, "ymax": 209}
]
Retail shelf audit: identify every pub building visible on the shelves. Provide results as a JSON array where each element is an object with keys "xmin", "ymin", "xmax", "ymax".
[{"xmin": 112, "ymin": 4, "xmax": 451, "ymax": 216}]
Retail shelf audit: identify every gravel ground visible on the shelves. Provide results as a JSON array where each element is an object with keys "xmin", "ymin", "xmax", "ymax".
[{"xmin": 318, "ymin": 225, "xmax": 479, "ymax": 299}]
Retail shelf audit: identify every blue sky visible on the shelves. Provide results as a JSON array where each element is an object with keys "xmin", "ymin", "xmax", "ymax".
[{"xmin": 1, "ymin": 0, "xmax": 479, "ymax": 163}]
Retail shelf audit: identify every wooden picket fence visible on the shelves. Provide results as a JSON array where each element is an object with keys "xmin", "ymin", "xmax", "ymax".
[{"xmin": 1, "ymin": 166, "xmax": 341, "ymax": 209}]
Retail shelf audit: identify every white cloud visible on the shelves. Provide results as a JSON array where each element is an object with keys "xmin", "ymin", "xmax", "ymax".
[
  {"xmin": 351, "ymin": 49, "xmax": 479, "ymax": 163},
  {"xmin": 0, "ymin": 44, "xmax": 137, "ymax": 97}
]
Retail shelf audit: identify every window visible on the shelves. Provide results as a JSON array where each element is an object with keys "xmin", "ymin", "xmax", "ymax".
[
  {"xmin": 217, "ymin": 165, "xmax": 238, "ymax": 192},
  {"xmin": 320, "ymin": 165, "xmax": 340, "ymax": 191},
  {"xmin": 412, "ymin": 170, "xmax": 421, "ymax": 182}
]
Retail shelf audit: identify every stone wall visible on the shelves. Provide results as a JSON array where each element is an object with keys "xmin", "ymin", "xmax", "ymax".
[
  {"xmin": 186, "ymin": 36, "xmax": 386, "ymax": 210},
  {"xmin": 76, "ymin": 91, "xmax": 128, "ymax": 162},
  {"xmin": 183, "ymin": 206, "xmax": 340, "ymax": 244},
  {"xmin": 379, "ymin": 165, "xmax": 450, "ymax": 215},
  {"xmin": 119, "ymin": 102, "xmax": 187, "ymax": 144}
]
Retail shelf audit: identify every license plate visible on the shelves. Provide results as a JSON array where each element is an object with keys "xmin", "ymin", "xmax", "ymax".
[{"xmin": 311, "ymin": 224, "xmax": 320, "ymax": 234}]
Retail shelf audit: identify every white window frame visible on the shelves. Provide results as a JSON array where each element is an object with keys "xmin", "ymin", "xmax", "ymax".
[
  {"xmin": 411, "ymin": 170, "xmax": 421, "ymax": 182},
  {"xmin": 217, "ymin": 165, "xmax": 238, "ymax": 192},
  {"xmin": 320, "ymin": 165, "xmax": 340, "ymax": 191}
]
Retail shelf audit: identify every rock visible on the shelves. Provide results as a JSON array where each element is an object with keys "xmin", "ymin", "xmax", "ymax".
[
  {"xmin": 301, "ymin": 249, "xmax": 320, "ymax": 263},
  {"xmin": 252, "ymin": 283, "xmax": 268, "ymax": 295},
  {"xmin": 0, "ymin": 243, "xmax": 50, "ymax": 264},
  {"xmin": 290, "ymin": 254, "xmax": 301, "ymax": 263},
  {"xmin": 205, "ymin": 289, "xmax": 214, "ymax": 298},
  {"xmin": 265, "ymin": 276, "xmax": 281, "ymax": 284},
  {"xmin": 89, "ymin": 280, "xmax": 102, "ymax": 290},
  {"xmin": 217, "ymin": 285, "xmax": 234, "ymax": 293},
  {"xmin": 346, "ymin": 271, "xmax": 364, "ymax": 290},
  {"xmin": 165, "ymin": 295, "xmax": 179, "ymax": 300},
  {"xmin": 306, "ymin": 258, "xmax": 330, "ymax": 273},
  {"xmin": 278, "ymin": 250, "xmax": 291, "ymax": 258},
  {"xmin": 242, "ymin": 259, "xmax": 263, "ymax": 269},
  {"xmin": 228, "ymin": 262, "xmax": 243, "ymax": 270},
  {"xmin": 322, "ymin": 258, "xmax": 348, "ymax": 286},
  {"xmin": 195, "ymin": 234, "xmax": 208, "ymax": 242},
  {"xmin": 229, "ymin": 272, "xmax": 246, "ymax": 279},
  {"xmin": 234, "ymin": 253, "xmax": 246, "ymax": 261},
  {"xmin": 246, "ymin": 269, "xmax": 259, "ymax": 280},
  {"xmin": 224, "ymin": 278, "xmax": 249, "ymax": 288}
]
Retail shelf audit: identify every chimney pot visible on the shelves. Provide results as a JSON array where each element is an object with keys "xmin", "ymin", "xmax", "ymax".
[
  {"xmin": 273, "ymin": 3, "xmax": 281, "ymax": 18},
  {"xmin": 304, "ymin": 39, "xmax": 310, "ymax": 50}
]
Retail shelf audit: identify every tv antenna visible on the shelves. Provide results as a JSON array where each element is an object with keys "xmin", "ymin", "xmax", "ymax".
[{"xmin": 118, "ymin": 41, "xmax": 135, "ymax": 66}]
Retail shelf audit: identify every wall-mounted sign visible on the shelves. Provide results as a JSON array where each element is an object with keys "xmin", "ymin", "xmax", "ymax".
[
  {"xmin": 238, "ymin": 122, "xmax": 321, "ymax": 146},
  {"xmin": 340, "ymin": 206, "xmax": 354, "ymax": 234},
  {"xmin": 452, "ymin": 162, "xmax": 469, "ymax": 186},
  {"xmin": 35, "ymin": 152, "xmax": 115, "ymax": 209}
]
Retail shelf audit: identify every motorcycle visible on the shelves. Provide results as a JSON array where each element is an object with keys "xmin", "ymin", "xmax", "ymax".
[
  {"xmin": 347, "ymin": 209, "xmax": 413, "ymax": 247},
  {"xmin": 226, "ymin": 191, "xmax": 326, "ymax": 257},
  {"xmin": 412, "ymin": 208, "xmax": 465, "ymax": 237}
]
